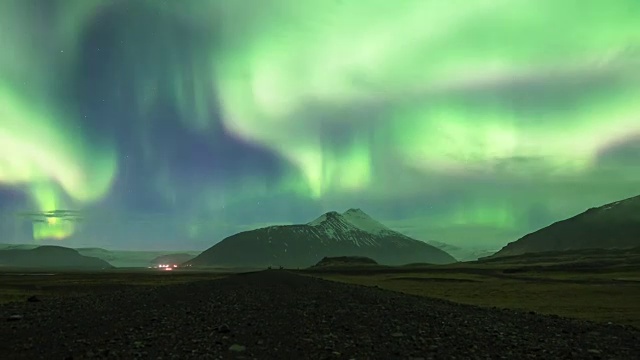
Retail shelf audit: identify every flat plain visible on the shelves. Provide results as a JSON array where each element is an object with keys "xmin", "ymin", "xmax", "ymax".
[
  {"xmin": 1, "ymin": 249, "xmax": 639, "ymax": 359},
  {"xmin": 304, "ymin": 248, "xmax": 640, "ymax": 328}
]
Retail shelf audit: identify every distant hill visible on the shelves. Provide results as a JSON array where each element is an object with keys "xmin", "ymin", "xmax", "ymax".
[
  {"xmin": 185, "ymin": 209, "xmax": 456, "ymax": 268},
  {"xmin": 0, "ymin": 243, "xmax": 39, "ymax": 251},
  {"xmin": 75, "ymin": 247, "xmax": 117, "ymax": 260},
  {"xmin": 492, "ymin": 195, "xmax": 640, "ymax": 257},
  {"xmin": 423, "ymin": 240, "xmax": 497, "ymax": 262},
  {"xmin": 312, "ymin": 256, "xmax": 378, "ymax": 268},
  {"xmin": 0, "ymin": 246, "xmax": 113, "ymax": 269},
  {"xmin": 76, "ymin": 248, "xmax": 200, "ymax": 268},
  {"xmin": 150, "ymin": 253, "xmax": 194, "ymax": 266}
]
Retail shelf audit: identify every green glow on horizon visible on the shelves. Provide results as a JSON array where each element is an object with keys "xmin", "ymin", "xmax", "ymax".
[{"xmin": 1, "ymin": 0, "xmax": 639, "ymax": 246}]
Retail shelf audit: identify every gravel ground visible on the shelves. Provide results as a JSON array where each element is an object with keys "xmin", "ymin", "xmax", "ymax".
[{"xmin": 1, "ymin": 270, "xmax": 639, "ymax": 359}]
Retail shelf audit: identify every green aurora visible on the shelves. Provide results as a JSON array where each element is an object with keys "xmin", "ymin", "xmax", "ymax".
[{"xmin": 0, "ymin": 0, "xmax": 639, "ymax": 249}]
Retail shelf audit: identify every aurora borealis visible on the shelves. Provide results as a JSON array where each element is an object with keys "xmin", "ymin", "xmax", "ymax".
[{"xmin": 1, "ymin": 0, "xmax": 639, "ymax": 251}]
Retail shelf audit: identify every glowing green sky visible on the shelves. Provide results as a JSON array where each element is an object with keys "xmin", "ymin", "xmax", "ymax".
[{"xmin": 1, "ymin": 0, "xmax": 639, "ymax": 250}]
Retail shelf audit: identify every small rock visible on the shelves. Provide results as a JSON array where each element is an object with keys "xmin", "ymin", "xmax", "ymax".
[
  {"xmin": 217, "ymin": 324, "xmax": 231, "ymax": 333},
  {"xmin": 27, "ymin": 295, "xmax": 40, "ymax": 302},
  {"xmin": 7, "ymin": 314, "xmax": 23, "ymax": 321},
  {"xmin": 229, "ymin": 344, "xmax": 246, "ymax": 352}
]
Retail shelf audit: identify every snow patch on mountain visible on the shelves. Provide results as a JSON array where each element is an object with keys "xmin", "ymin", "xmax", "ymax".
[
  {"xmin": 308, "ymin": 211, "xmax": 357, "ymax": 231},
  {"xmin": 308, "ymin": 214, "xmax": 328, "ymax": 226},
  {"xmin": 187, "ymin": 207, "xmax": 459, "ymax": 267},
  {"xmin": 308, "ymin": 209, "xmax": 399, "ymax": 239},
  {"xmin": 602, "ymin": 200, "xmax": 622, "ymax": 211},
  {"xmin": 307, "ymin": 210, "xmax": 384, "ymax": 246},
  {"xmin": 341, "ymin": 208, "xmax": 393, "ymax": 234}
]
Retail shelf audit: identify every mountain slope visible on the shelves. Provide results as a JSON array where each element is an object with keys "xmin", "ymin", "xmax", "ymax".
[
  {"xmin": 340, "ymin": 208, "xmax": 392, "ymax": 235},
  {"xmin": 0, "ymin": 245, "xmax": 113, "ymax": 269},
  {"xmin": 312, "ymin": 256, "xmax": 379, "ymax": 267},
  {"xmin": 186, "ymin": 209, "xmax": 456, "ymax": 268},
  {"xmin": 151, "ymin": 253, "xmax": 194, "ymax": 266},
  {"xmin": 492, "ymin": 195, "xmax": 640, "ymax": 257},
  {"xmin": 423, "ymin": 240, "xmax": 498, "ymax": 262}
]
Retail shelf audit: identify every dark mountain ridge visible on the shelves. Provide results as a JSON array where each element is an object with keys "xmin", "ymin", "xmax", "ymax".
[
  {"xmin": 186, "ymin": 209, "xmax": 456, "ymax": 268},
  {"xmin": 493, "ymin": 194, "xmax": 640, "ymax": 257}
]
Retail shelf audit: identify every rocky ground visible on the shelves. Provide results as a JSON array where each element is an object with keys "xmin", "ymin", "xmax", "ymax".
[{"xmin": 1, "ymin": 270, "xmax": 639, "ymax": 359}]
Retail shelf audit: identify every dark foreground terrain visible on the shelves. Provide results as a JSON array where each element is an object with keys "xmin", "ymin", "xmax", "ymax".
[
  {"xmin": 307, "ymin": 248, "xmax": 640, "ymax": 328},
  {"xmin": 1, "ymin": 271, "xmax": 639, "ymax": 359}
]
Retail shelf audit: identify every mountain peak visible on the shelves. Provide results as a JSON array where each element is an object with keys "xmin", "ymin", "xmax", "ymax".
[
  {"xmin": 343, "ymin": 208, "xmax": 368, "ymax": 216},
  {"xmin": 308, "ymin": 210, "xmax": 348, "ymax": 226},
  {"xmin": 307, "ymin": 208, "xmax": 396, "ymax": 236},
  {"xmin": 341, "ymin": 208, "xmax": 392, "ymax": 234}
]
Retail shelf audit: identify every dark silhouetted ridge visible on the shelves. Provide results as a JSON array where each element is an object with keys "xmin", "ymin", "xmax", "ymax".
[
  {"xmin": 186, "ymin": 209, "xmax": 456, "ymax": 268},
  {"xmin": 493, "ymin": 194, "xmax": 640, "ymax": 257},
  {"xmin": 0, "ymin": 245, "xmax": 113, "ymax": 269}
]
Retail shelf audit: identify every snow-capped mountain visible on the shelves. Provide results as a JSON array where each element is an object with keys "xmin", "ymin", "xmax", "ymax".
[
  {"xmin": 339, "ymin": 208, "xmax": 394, "ymax": 235},
  {"xmin": 185, "ymin": 209, "xmax": 456, "ymax": 268},
  {"xmin": 492, "ymin": 194, "xmax": 640, "ymax": 258}
]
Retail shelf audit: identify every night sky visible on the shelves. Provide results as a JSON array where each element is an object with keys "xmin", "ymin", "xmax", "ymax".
[{"xmin": 1, "ymin": 0, "xmax": 639, "ymax": 251}]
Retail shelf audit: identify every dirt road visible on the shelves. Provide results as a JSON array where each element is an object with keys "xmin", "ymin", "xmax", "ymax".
[{"xmin": 1, "ymin": 270, "xmax": 638, "ymax": 359}]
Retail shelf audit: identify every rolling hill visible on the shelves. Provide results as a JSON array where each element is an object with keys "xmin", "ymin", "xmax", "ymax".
[{"xmin": 0, "ymin": 245, "xmax": 113, "ymax": 269}]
